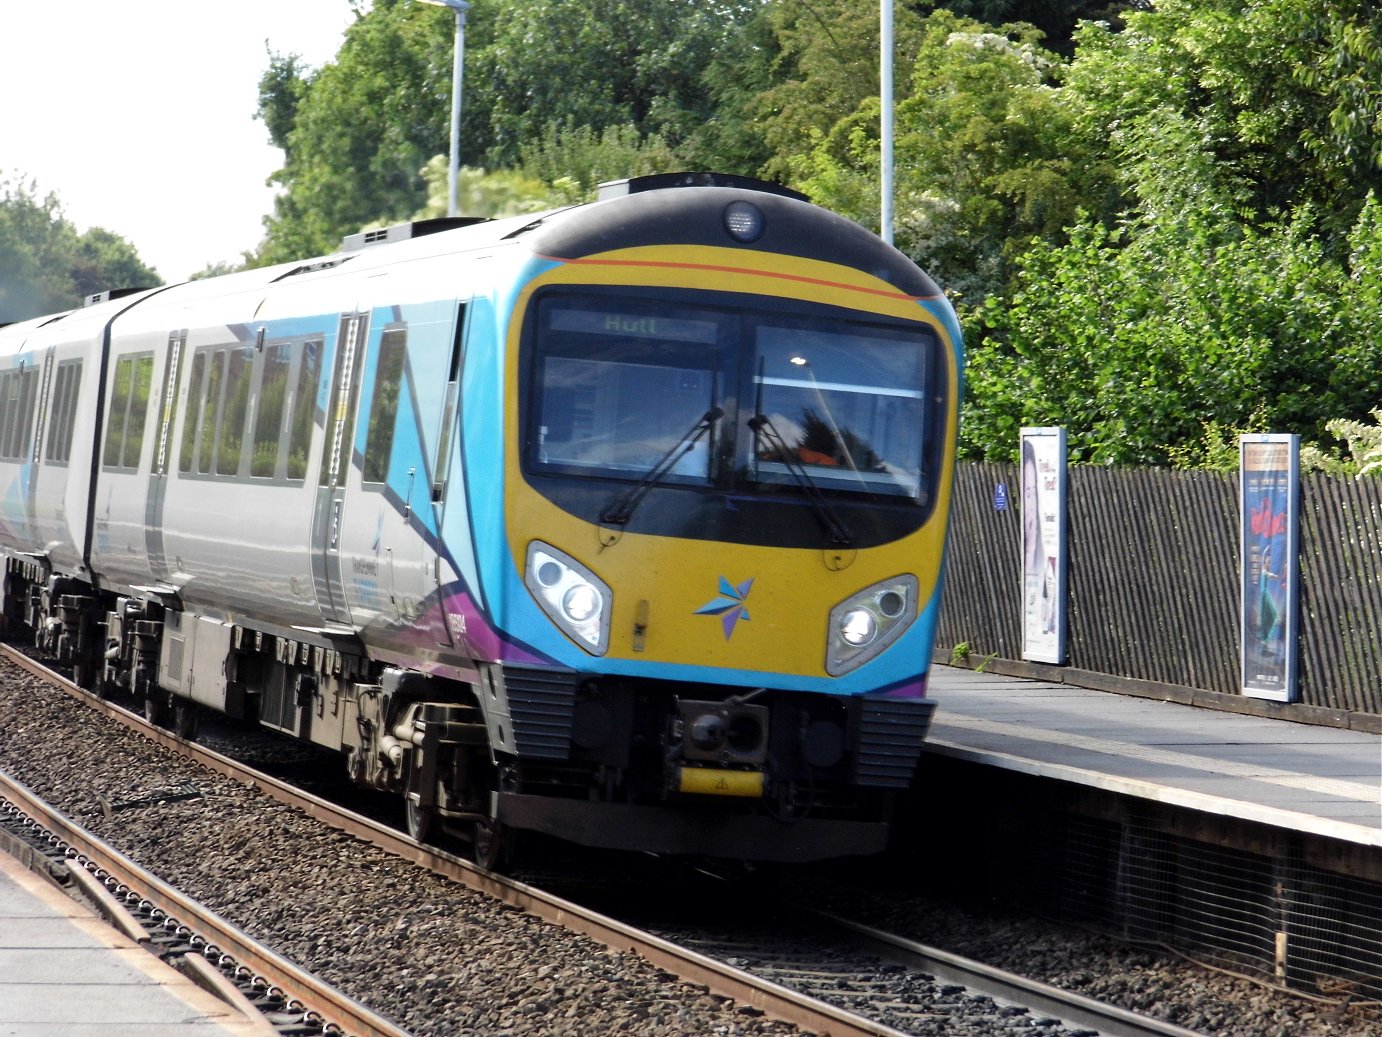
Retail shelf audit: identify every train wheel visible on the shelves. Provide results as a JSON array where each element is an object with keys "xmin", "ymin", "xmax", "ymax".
[
  {"xmin": 143, "ymin": 693, "xmax": 169, "ymax": 727},
  {"xmin": 471, "ymin": 816, "xmax": 513, "ymax": 872},
  {"xmin": 174, "ymin": 701, "xmax": 200, "ymax": 741},
  {"xmin": 405, "ymin": 797, "xmax": 435, "ymax": 844}
]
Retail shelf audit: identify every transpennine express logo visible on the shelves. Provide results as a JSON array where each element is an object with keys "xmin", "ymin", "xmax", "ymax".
[{"xmin": 696, "ymin": 576, "xmax": 754, "ymax": 640}]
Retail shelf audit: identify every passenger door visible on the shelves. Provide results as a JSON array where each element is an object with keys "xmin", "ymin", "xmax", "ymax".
[
  {"xmin": 310, "ymin": 313, "xmax": 368, "ymax": 627},
  {"xmin": 144, "ymin": 330, "xmax": 185, "ymax": 582}
]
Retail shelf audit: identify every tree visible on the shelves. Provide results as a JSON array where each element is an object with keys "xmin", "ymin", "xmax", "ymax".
[
  {"xmin": 936, "ymin": 1, "xmax": 1142, "ymax": 54},
  {"xmin": 69, "ymin": 227, "xmax": 157, "ymax": 300},
  {"xmin": 412, "ymin": 159, "xmax": 552, "ymax": 219},
  {"xmin": 1062, "ymin": 1, "xmax": 1382, "ymax": 246},
  {"xmin": 785, "ymin": 11, "xmax": 1108, "ymax": 303},
  {"xmin": 0, "ymin": 177, "xmax": 158, "ymax": 323},
  {"xmin": 518, "ymin": 121, "xmax": 679, "ymax": 197},
  {"xmin": 963, "ymin": 192, "xmax": 1382, "ymax": 466},
  {"xmin": 255, "ymin": 0, "xmax": 459, "ymax": 263},
  {"xmin": 254, "ymin": 0, "xmax": 764, "ymax": 263},
  {"xmin": 744, "ymin": 0, "xmax": 928, "ymax": 184},
  {"xmin": 474, "ymin": 1, "xmax": 762, "ymax": 168},
  {"xmin": 953, "ymin": 1, "xmax": 1382, "ymax": 465}
]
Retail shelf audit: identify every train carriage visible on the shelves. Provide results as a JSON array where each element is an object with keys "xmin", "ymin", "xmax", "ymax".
[{"xmin": 0, "ymin": 174, "xmax": 963, "ymax": 865}]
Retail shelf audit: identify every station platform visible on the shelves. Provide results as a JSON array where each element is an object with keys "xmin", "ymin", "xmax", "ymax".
[
  {"xmin": 0, "ymin": 850, "xmax": 271, "ymax": 1036},
  {"xmin": 925, "ymin": 665, "xmax": 1382, "ymax": 847}
]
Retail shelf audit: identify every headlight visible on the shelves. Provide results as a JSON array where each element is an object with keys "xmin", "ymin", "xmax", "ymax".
[
  {"xmin": 724, "ymin": 200, "xmax": 764, "ymax": 242},
  {"xmin": 562, "ymin": 584, "xmax": 600, "ymax": 623},
  {"xmin": 826, "ymin": 575, "xmax": 919, "ymax": 675},
  {"xmin": 525, "ymin": 543, "xmax": 611, "ymax": 655},
  {"xmin": 839, "ymin": 608, "xmax": 877, "ymax": 647}
]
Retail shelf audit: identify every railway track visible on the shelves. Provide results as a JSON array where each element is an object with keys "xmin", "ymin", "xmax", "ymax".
[
  {"xmin": 0, "ymin": 771, "xmax": 408, "ymax": 1037},
  {"xmin": 0, "ymin": 643, "xmax": 1208, "ymax": 1037},
  {"xmin": 518, "ymin": 857, "xmax": 1210, "ymax": 1037},
  {"xmin": 657, "ymin": 896, "xmax": 1209, "ymax": 1037}
]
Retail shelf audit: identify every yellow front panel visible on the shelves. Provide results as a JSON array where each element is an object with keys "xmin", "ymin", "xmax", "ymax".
[
  {"xmin": 505, "ymin": 244, "xmax": 959, "ymax": 678},
  {"xmin": 510, "ymin": 490, "xmax": 949, "ymax": 677}
]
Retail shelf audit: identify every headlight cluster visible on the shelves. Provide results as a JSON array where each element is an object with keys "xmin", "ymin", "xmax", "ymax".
[
  {"xmin": 826, "ymin": 575, "xmax": 919, "ymax": 675},
  {"xmin": 525, "ymin": 543, "xmax": 611, "ymax": 655}
]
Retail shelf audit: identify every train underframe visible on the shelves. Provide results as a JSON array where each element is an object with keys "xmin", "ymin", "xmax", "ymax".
[{"xmin": 3, "ymin": 558, "xmax": 934, "ymax": 867}]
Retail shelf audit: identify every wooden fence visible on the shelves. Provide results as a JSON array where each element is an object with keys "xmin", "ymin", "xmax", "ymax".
[{"xmin": 936, "ymin": 463, "xmax": 1382, "ymax": 718}]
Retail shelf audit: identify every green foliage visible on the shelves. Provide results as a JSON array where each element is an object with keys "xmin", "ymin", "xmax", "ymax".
[
  {"xmin": 0, "ymin": 180, "xmax": 81, "ymax": 320},
  {"xmin": 256, "ymin": 49, "xmax": 313, "ymax": 153},
  {"xmin": 953, "ymin": 2, "xmax": 1382, "ymax": 467},
  {"xmin": 0, "ymin": 177, "xmax": 158, "ymax": 322},
  {"xmin": 519, "ymin": 122, "xmax": 679, "ymax": 198},
  {"xmin": 675, "ymin": 3, "xmax": 782, "ymax": 173},
  {"xmin": 783, "ymin": 11, "xmax": 1112, "ymax": 303},
  {"xmin": 964, "ymin": 190, "xmax": 1382, "ymax": 466},
  {"xmin": 749, "ymin": 0, "xmax": 925, "ymax": 184},
  {"xmin": 255, "ymin": 0, "xmax": 460, "ymax": 262},
  {"xmin": 253, "ymin": 0, "xmax": 755, "ymax": 263},
  {"xmin": 1165, "ymin": 420, "xmax": 1262, "ymax": 473},
  {"xmin": 1064, "ymin": 1, "xmax": 1382, "ymax": 243},
  {"xmin": 409, "ymin": 121, "xmax": 683, "ymax": 221},
  {"xmin": 1302, "ymin": 409, "xmax": 1382, "ymax": 477},
  {"xmin": 475, "ymin": 0, "xmax": 752, "ymax": 168},
  {"xmin": 941, "ymin": 2, "xmax": 1139, "ymax": 55},
  {"xmin": 158, "ymin": 1, "xmax": 1382, "ymax": 476},
  {"xmin": 413, "ymin": 160, "xmax": 552, "ymax": 219},
  {"xmin": 69, "ymin": 227, "xmax": 158, "ymax": 299}
]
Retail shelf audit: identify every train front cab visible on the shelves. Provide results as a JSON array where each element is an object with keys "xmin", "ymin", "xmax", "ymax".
[{"xmin": 461, "ymin": 182, "xmax": 962, "ymax": 862}]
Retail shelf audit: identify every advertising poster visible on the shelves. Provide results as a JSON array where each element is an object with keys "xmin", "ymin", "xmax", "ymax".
[
  {"xmin": 1240, "ymin": 435, "xmax": 1300, "ymax": 701},
  {"xmin": 1020, "ymin": 427, "xmax": 1067, "ymax": 664}
]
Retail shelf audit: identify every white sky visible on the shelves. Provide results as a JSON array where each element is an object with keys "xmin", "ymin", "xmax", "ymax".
[{"xmin": 0, "ymin": 0, "xmax": 361, "ymax": 283}]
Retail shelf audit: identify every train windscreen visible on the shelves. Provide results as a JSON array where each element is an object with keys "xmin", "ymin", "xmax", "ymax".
[
  {"xmin": 526, "ymin": 292, "xmax": 942, "ymax": 510},
  {"xmin": 530, "ymin": 299, "xmax": 727, "ymax": 484},
  {"xmin": 750, "ymin": 321, "xmax": 929, "ymax": 499}
]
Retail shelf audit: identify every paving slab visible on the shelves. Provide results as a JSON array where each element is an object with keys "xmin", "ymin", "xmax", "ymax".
[
  {"xmin": 927, "ymin": 665, "xmax": 1382, "ymax": 846},
  {"xmin": 0, "ymin": 850, "xmax": 271, "ymax": 1036}
]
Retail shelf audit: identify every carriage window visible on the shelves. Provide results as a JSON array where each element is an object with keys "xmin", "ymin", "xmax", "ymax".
[
  {"xmin": 177, "ymin": 340, "xmax": 320, "ymax": 482},
  {"xmin": 217, "ymin": 346, "xmax": 254, "ymax": 476},
  {"xmin": 103, "ymin": 353, "xmax": 154, "ymax": 470},
  {"xmin": 0, "ymin": 373, "xmax": 13, "ymax": 459},
  {"xmin": 252, "ymin": 344, "xmax": 291, "ymax": 478},
  {"xmin": 179, "ymin": 352, "xmax": 207, "ymax": 474},
  {"xmin": 287, "ymin": 339, "xmax": 321, "ymax": 480},
  {"xmin": 0, "ymin": 368, "xmax": 37, "ymax": 461},
  {"xmin": 196, "ymin": 351, "xmax": 225, "ymax": 475},
  {"xmin": 16, "ymin": 369, "xmax": 37, "ymax": 460},
  {"xmin": 45, "ymin": 361, "xmax": 82, "ymax": 464},
  {"xmin": 363, "ymin": 327, "xmax": 407, "ymax": 484}
]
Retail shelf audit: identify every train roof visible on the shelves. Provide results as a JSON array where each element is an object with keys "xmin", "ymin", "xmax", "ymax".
[
  {"xmin": 2, "ymin": 175, "xmax": 939, "ymax": 347},
  {"xmin": 304, "ymin": 174, "xmax": 940, "ymax": 299}
]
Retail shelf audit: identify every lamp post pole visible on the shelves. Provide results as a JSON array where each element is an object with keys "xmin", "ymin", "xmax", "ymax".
[
  {"xmin": 420, "ymin": 0, "xmax": 470, "ymax": 218},
  {"xmin": 881, "ymin": 0, "xmax": 894, "ymax": 246}
]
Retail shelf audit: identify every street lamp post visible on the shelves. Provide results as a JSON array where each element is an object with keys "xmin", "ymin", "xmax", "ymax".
[
  {"xmin": 880, "ymin": 0, "xmax": 894, "ymax": 246},
  {"xmin": 419, "ymin": 0, "xmax": 470, "ymax": 218}
]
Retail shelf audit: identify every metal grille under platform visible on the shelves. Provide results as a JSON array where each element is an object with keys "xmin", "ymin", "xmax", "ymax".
[{"xmin": 907, "ymin": 756, "xmax": 1382, "ymax": 1004}]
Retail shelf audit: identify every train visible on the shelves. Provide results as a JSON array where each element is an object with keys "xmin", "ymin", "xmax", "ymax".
[{"xmin": 0, "ymin": 173, "xmax": 963, "ymax": 866}]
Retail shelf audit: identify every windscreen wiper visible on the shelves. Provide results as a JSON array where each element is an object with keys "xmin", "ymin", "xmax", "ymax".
[
  {"xmin": 748, "ymin": 413, "xmax": 855, "ymax": 547},
  {"xmin": 601, "ymin": 407, "xmax": 723, "ymax": 527}
]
